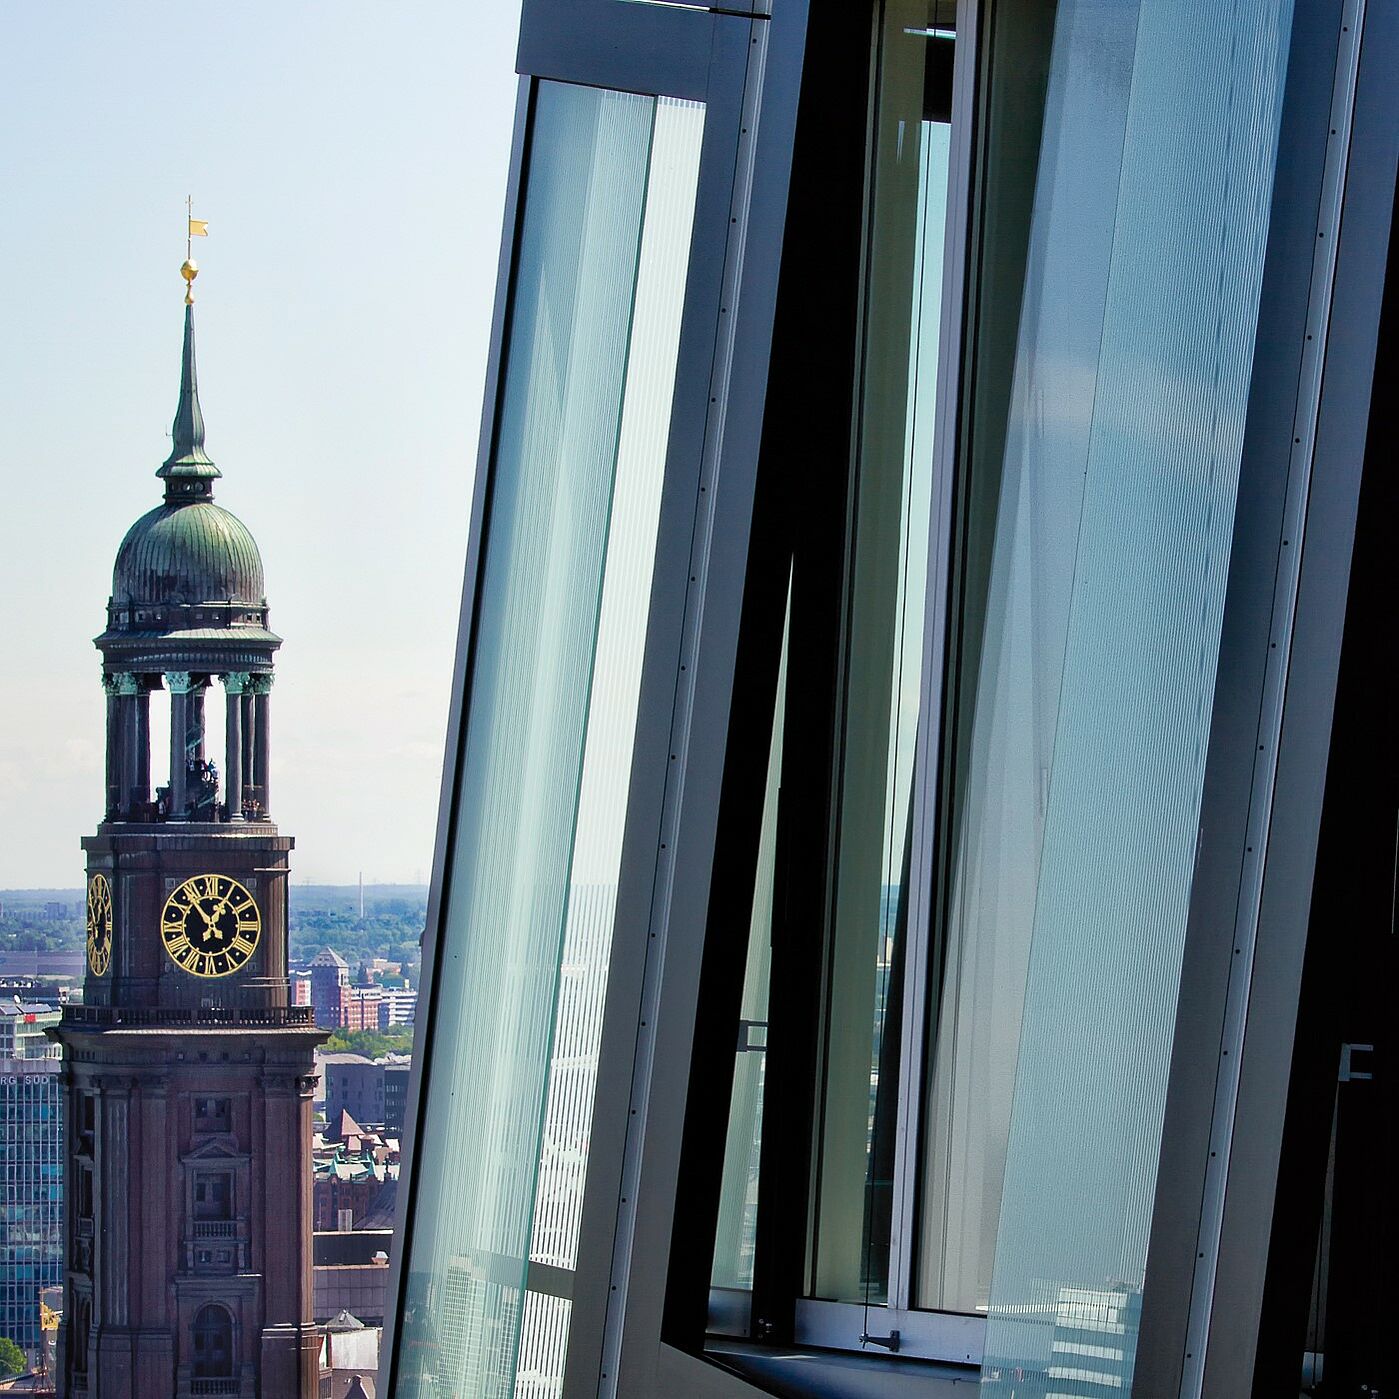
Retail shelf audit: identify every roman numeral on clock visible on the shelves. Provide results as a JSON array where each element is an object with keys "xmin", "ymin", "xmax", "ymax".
[{"xmin": 160, "ymin": 874, "xmax": 261, "ymax": 978}]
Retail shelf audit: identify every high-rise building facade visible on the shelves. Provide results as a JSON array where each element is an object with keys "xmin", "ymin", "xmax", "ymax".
[
  {"xmin": 384, "ymin": 2, "xmax": 1397, "ymax": 1397},
  {"xmin": 1, "ymin": 1003, "xmax": 62, "ymax": 1366},
  {"xmin": 54, "ymin": 270, "xmax": 325, "ymax": 1398},
  {"xmin": 309, "ymin": 949, "xmax": 350, "ymax": 1029}
]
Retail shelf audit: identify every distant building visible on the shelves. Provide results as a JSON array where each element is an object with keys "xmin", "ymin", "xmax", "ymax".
[
  {"xmin": 310, "ymin": 948, "xmax": 351, "ymax": 1028},
  {"xmin": 343, "ymin": 985, "xmax": 383, "ymax": 1033},
  {"xmin": 322, "ymin": 1054, "xmax": 381, "ymax": 1128},
  {"xmin": 313, "ymin": 1112, "xmax": 399, "ymax": 1232},
  {"xmin": 381, "ymin": 1061, "xmax": 410, "ymax": 1133},
  {"xmin": 318, "ymin": 1309, "xmax": 381, "ymax": 1399},
  {"xmin": 290, "ymin": 969, "xmax": 312, "ymax": 1006},
  {"xmin": 0, "ymin": 1000, "xmax": 62, "ymax": 1061},
  {"xmin": 314, "ymin": 1230, "xmax": 393, "ymax": 1329},
  {"xmin": 321, "ymin": 1052, "xmax": 412, "ymax": 1134},
  {"xmin": 377, "ymin": 988, "xmax": 417, "ymax": 1029},
  {"xmin": 0, "ymin": 977, "xmax": 75, "ymax": 1007},
  {"xmin": 1, "ymin": 1007, "xmax": 63, "ymax": 1366},
  {"xmin": 358, "ymin": 958, "xmax": 402, "ymax": 985},
  {"xmin": 0, "ymin": 953, "xmax": 85, "ymax": 985}
]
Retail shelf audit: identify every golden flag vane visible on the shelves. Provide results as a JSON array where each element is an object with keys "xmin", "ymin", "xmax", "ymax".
[{"xmin": 181, "ymin": 195, "xmax": 208, "ymax": 304}]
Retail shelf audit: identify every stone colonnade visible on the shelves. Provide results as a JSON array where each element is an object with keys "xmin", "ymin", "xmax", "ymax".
[{"xmin": 103, "ymin": 670, "xmax": 272, "ymax": 822}]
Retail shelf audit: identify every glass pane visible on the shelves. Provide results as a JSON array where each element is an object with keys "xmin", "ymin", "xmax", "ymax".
[
  {"xmin": 808, "ymin": 0, "xmax": 954, "ymax": 1307},
  {"xmin": 522, "ymin": 94, "xmax": 704, "ymax": 1390},
  {"xmin": 915, "ymin": 0, "xmax": 1063, "ymax": 1316},
  {"xmin": 398, "ymin": 83, "xmax": 702, "ymax": 1399},
  {"xmin": 711, "ymin": 579, "xmax": 791, "ymax": 1295},
  {"xmin": 957, "ymin": 0, "xmax": 1299, "ymax": 1390}
]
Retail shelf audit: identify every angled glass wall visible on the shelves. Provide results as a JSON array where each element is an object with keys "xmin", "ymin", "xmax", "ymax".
[
  {"xmin": 972, "ymin": 0, "xmax": 1299, "ymax": 1390},
  {"xmin": 396, "ymin": 83, "xmax": 702, "ymax": 1399},
  {"xmin": 392, "ymin": 0, "xmax": 1393, "ymax": 1394}
]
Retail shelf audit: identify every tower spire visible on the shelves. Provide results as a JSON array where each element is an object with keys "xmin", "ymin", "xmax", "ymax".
[{"xmin": 159, "ymin": 214, "xmax": 221, "ymax": 495}]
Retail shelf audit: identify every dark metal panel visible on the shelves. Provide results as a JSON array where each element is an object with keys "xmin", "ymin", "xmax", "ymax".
[
  {"xmin": 1133, "ymin": 2, "xmax": 1342, "ymax": 1380},
  {"xmin": 1134, "ymin": 0, "xmax": 1399, "ymax": 1389},
  {"xmin": 742, "ymin": 0, "xmax": 875, "ymax": 1346},
  {"xmin": 1198, "ymin": 0, "xmax": 1398, "ymax": 1389},
  {"xmin": 609, "ymin": 7, "xmax": 812, "ymax": 1383},
  {"xmin": 379, "ymin": 77, "xmax": 534, "ymax": 1393},
  {"xmin": 517, "ymin": 0, "xmax": 717, "ymax": 100}
]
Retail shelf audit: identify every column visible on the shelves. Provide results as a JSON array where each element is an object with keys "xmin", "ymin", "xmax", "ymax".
[
  {"xmin": 132, "ymin": 681, "xmax": 151, "ymax": 814},
  {"xmin": 102, "ymin": 674, "xmax": 121, "ymax": 818},
  {"xmin": 241, "ymin": 691, "xmax": 256, "ymax": 810},
  {"xmin": 224, "ymin": 673, "xmax": 248, "ymax": 822},
  {"xmin": 187, "ymin": 683, "xmax": 206, "ymax": 767},
  {"xmin": 187, "ymin": 680, "xmax": 210, "ymax": 819},
  {"xmin": 116, "ymin": 674, "xmax": 140, "ymax": 817},
  {"xmin": 167, "ymin": 672, "xmax": 192, "ymax": 820},
  {"xmin": 250, "ymin": 674, "xmax": 273, "ymax": 818}
]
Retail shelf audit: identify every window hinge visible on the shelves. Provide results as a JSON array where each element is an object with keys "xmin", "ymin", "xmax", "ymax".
[{"xmin": 861, "ymin": 1330, "xmax": 900, "ymax": 1353}]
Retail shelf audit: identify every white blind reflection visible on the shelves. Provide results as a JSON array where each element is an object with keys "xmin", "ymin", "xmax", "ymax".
[{"xmin": 967, "ymin": 0, "xmax": 1297, "ymax": 1392}]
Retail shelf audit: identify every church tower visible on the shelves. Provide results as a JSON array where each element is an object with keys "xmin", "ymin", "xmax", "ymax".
[{"xmin": 55, "ymin": 259, "xmax": 325, "ymax": 1398}]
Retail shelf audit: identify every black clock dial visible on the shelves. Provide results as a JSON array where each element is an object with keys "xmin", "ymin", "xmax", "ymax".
[
  {"xmin": 160, "ymin": 874, "xmax": 262, "ymax": 979},
  {"xmin": 86, "ymin": 874, "xmax": 112, "ymax": 977}
]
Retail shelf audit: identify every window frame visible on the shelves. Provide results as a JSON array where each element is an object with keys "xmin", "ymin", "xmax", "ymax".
[
  {"xmin": 382, "ymin": 3, "xmax": 805, "ymax": 1397},
  {"xmin": 386, "ymin": 0, "xmax": 1397, "ymax": 1393}
]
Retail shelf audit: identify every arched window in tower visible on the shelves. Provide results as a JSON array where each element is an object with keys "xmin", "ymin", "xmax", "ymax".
[{"xmin": 191, "ymin": 1303, "xmax": 234, "ymax": 1379}]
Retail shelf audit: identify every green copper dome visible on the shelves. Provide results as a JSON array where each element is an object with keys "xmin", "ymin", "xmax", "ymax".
[
  {"xmin": 112, "ymin": 500, "xmax": 265, "ymax": 607},
  {"xmin": 97, "ymin": 300, "xmax": 280, "ymax": 673}
]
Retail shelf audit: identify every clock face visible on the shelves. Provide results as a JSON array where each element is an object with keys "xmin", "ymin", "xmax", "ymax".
[
  {"xmin": 86, "ymin": 874, "xmax": 112, "ymax": 977},
  {"xmin": 160, "ymin": 874, "xmax": 262, "ymax": 979}
]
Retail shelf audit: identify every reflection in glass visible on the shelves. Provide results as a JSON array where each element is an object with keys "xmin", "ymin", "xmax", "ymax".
[
  {"xmin": 524, "ymin": 95, "xmax": 704, "ymax": 1390},
  {"xmin": 397, "ymin": 85, "xmax": 702, "ymax": 1399},
  {"xmin": 809, "ymin": 0, "xmax": 952, "ymax": 1306},
  {"xmin": 959, "ymin": 0, "xmax": 1299, "ymax": 1390},
  {"xmin": 711, "ymin": 581, "xmax": 790, "ymax": 1296}
]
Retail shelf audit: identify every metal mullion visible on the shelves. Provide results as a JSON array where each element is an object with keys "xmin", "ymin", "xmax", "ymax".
[
  {"xmin": 581, "ymin": 5, "xmax": 815, "ymax": 1391},
  {"xmin": 1193, "ymin": 0, "xmax": 1397, "ymax": 1390},
  {"xmin": 562, "ymin": 13, "xmax": 779, "ymax": 1396},
  {"xmin": 604, "ymin": 13, "xmax": 795, "ymax": 1388},
  {"xmin": 887, "ymin": 0, "xmax": 981, "ymax": 1318},
  {"xmin": 1134, "ymin": 0, "xmax": 1399, "ymax": 1389},
  {"xmin": 1181, "ymin": 3, "xmax": 1367, "ymax": 1387},
  {"xmin": 380, "ymin": 76, "xmax": 535, "ymax": 1393}
]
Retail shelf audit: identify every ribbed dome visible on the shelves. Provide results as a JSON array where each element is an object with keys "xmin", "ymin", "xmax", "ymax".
[{"xmin": 113, "ymin": 501, "xmax": 266, "ymax": 607}]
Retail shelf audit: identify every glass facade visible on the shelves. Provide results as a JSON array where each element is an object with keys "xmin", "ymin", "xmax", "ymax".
[
  {"xmin": 398, "ymin": 82, "xmax": 702, "ymax": 1399},
  {"xmin": 0, "ymin": 1058, "xmax": 63, "ymax": 1362},
  {"xmin": 394, "ymin": 0, "xmax": 1394, "ymax": 1394}
]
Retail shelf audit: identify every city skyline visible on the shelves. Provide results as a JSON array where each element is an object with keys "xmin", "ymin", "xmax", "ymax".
[{"xmin": 0, "ymin": 1, "xmax": 521, "ymax": 887}]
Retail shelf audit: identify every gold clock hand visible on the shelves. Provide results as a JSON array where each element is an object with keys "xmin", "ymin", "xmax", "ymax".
[{"xmin": 189, "ymin": 901, "xmax": 219, "ymax": 942}]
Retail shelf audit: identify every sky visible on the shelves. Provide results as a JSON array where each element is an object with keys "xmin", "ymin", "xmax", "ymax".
[{"xmin": 0, "ymin": 2, "xmax": 522, "ymax": 887}]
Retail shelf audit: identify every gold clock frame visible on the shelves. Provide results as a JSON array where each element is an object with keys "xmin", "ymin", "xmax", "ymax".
[
  {"xmin": 86, "ymin": 873, "xmax": 113, "ymax": 977},
  {"xmin": 160, "ymin": 873, "xmax": 262, "ymax": 979}
]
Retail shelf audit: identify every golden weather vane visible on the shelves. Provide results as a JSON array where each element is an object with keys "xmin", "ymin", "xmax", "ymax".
[{"xmin": 181, "ymin": 195, "xmax": 209, "ymax": 304}]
